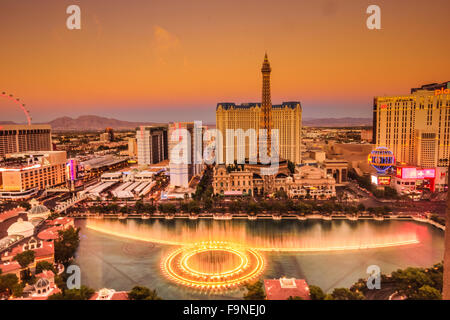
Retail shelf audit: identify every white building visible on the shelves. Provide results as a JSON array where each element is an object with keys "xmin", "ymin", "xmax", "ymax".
[
  {"xmin": 136, "ymin": 125, "xmax": 168, "ymax": 165},
  {"xmin": 7, "ymin": 218, "xmax": 35, "ymax": 238},
  {"xmin": 168, "ymin": 122, "xmax": 204, "ymax": 188}
]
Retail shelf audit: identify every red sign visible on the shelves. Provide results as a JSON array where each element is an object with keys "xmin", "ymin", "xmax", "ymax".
[{"xmin": 378, "ymin": 176, "xmax": 391, "ymax": 186}]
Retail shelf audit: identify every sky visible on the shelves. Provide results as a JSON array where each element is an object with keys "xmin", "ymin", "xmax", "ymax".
[{"xmin": 1, "ymin": 0, "xmax": 449, "ymax": 124}]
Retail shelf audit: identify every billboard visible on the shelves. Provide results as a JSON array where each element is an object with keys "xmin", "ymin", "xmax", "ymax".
[
  {"xmin": 377, "ymin": 175, "xmax": 391, "ymax": 186},
  {"xmin": 66, "ymin": 159, "xmax": 77, "ymax": 181},
  {"xmin": 371, "ymin": 174, "xmax": 391, "ymax": 186},
  {"xmin": 371, "ymin": 175, "xmax": 378, "ymax": 185},
  {"xmin": 396, "ymin": 167, "xmax": 436, "ymax": 179}
]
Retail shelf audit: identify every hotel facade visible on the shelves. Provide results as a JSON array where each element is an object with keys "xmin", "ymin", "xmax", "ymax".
[
  {"xmin": 213, "ymin": 164, "xmax": 335, "ymax": 199},
  {"xmin": 216, "ymin": 54, "xmax": 302, "ymax": 165},
  {"xmin": 136, "ymin": 125, "xmax": 168, "ymax": 165},
  {"xmin": 168, "ymin": 121, "xmax": 204, "ymax": 188},
  {"xmin": 0, "ymin": 151, "xmax": 67, "ymax": 199},
  {"xmin": 0, "ymin": 124, "xmax": 52, "ymax": 157},
  {"xmin": 373, "ymin": 82, "xmax": 450, "ymax": 168}
]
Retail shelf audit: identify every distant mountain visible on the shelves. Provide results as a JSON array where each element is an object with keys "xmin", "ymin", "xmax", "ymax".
[
  {"xmin": 46, "ymin": 115, "xmax": 163, "ymax": 131},
  {"xmin": 303, "ymin": 117, "xmax": 372, "ymax": 127},
  {"xmin": 2, "ymin": 115, "xmax": 372, "ymax": 130}
]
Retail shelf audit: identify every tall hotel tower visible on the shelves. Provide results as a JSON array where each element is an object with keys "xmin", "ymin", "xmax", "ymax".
[
  {"xmin": 216, "ymin": 54, "xmax": 302, "ymax": 164},
  {"xmin": 0, "ymin": 124, "xmax": 52, "ymax": 157},
  {"xmin": 373, "ymin": 81, "xmax": 450, "ymax": 168}
]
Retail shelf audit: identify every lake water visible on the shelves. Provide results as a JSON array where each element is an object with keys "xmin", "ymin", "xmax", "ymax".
[{"xmin": 74, "ymin": 218, "xmax": 444, "ymax": 299}]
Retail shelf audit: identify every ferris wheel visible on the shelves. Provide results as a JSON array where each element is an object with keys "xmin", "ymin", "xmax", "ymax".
[{"xmin": 1, "ymin": 91, "xmax": 32, "ymax": 125}]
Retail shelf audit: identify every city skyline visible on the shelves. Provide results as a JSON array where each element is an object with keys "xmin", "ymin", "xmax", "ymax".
[{"xmin": 1, "ymin": 0, "xmax": 450, "ymax": 123}]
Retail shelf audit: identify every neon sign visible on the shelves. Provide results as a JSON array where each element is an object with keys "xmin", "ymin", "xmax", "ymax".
[
  {"xmin": 396, "ymin": 167, "xmax": 436, "ymax": 179},
  {"xmin": 435, "ymin": 88, "xmax": 450, "ymax": 96}
]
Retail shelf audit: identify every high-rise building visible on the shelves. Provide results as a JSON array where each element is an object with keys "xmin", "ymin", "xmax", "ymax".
[
  {"xmin": 168, "ymin": 121, "xmax": 203, "ymax": 188},
  {"xmin": 0, "ymin": 124, "xmax": 52, "ymax": 157},
  {"xmin": 373, "ymin": 81, "xmax": 450, "ymax": 168},
  {"xmin": 100, "ymin": 128, "xmax": 114, "ymax": 143},
  {"xmin": 127, "ymin": 137, "xmax": 137, "ymax": 157},
  {"xmin": 0, "ymin": 151, "xmax": 67, "ymax": 199},
  {"xmin": 136, "ymin": 125, "xmax": 168, "ymax": 165},
  {"xmin": 216, "ymin": 54, "xmax": 302, "ymax": 164}
]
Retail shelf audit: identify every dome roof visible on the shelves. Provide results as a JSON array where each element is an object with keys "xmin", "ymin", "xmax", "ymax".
[
  {"xmin": 29, "ymin": 205, "xmax": 49, "ymax": 215},
  {"xmin": 97, "ymin": 288, "xmax": 115, "ymax": 299},
  {"xmin": 7, "ymin": 218, "xmax": 35, "ymax": 237},
  {"xmin": 35, "ymin": 277, "xmax": 50, "ymax": 289}
]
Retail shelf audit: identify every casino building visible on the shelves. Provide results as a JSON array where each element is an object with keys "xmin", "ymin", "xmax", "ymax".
[
  {"xmin": 216, "ymin": 54, "xmax": 302, "ymax": 165},
  {"xmin": 373, "ymin": 81, "xmax": 450, "ymax": 168},
  {"xmin": 0, "ymin": 124, "xmax": 52, "ymax": 157},
  {"xmin": 213, "ymin": 164, "xmax": 335, "ymax": 199},
  {"xmin": 0, "ymin": 151, "xmax": 67, "ymax": 199},
  {"xmin": 373, "ymin": 82, "xmax": 450, "ymax": 193}
]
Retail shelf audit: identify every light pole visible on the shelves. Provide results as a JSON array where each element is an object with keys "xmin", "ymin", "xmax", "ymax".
[{"xmin": 443, "ymin": 165, "xmax": 450, "ymax": 299}]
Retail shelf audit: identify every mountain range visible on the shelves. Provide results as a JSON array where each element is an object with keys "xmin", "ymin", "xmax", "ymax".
[{"xmin": 1, "ymin": 115, "xmax": 372, "ymax": 131}]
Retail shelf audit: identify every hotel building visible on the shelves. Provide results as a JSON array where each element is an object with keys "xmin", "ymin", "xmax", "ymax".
[
  {"xmin": 0, "ymin": 151, "xmax": 67, "ymax": 199},
  {"xmin": 0, "ymin": 124, "xmax": 52, "ymax": 157},
  {"xmin": 168, "ymin": 122, "xmax": 204, "ymax": 188},
  {"xmin": 216, "ymin": 54, "xmax": 302, "ymax": 165},
  {"xmin": 213, "ymin": 164, "xmax": 335, "ymax": 199},
  {"xmin": 373, "ymin": 81, "xmax": 450, "ymax": 168},
  {"xmin": 136, "ymin": 125, "xmax": 168, "ymax": 165}
]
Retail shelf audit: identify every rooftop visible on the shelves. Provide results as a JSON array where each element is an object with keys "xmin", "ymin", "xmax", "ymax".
[
  {"xmin": 216, "ymin": 101, "xmax": 301, "ymax": 111},
  {"xmin": 264, "ymin": 278, "xmax": 310, "ymax": 300}
]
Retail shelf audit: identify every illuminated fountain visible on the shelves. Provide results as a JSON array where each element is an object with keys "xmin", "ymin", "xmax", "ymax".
[
  {"xmin": 161, "ymin": 241, "xmax": 264, "ymax": 292},
  {"xmin": 85, "ymin": 219, "xmax": 422, "ymax": 292},
  {"xmin": 86, "ymin": 219, "xmax": 420, "ymax": 252}
]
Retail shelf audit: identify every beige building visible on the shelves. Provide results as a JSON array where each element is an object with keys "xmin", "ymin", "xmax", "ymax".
[
  {"xmin": 0, "ymin": 151, "xmax": 67, "ymax": 199},
  {"xmin": 128, "ymin": 138, "xmax": 137, "ymax": 157},
  {"xmin": 216, "ymin": 55, "xmax": 302, "ymax": 165},
  {"xmin": 0, "ymin": 125, "xmax": 52, "ymax": 157},
  {"xmin": 373, "ymin": 82, "xmax": 450, "ymax": 167},
  {"xmin": 136, "ymin": 125, "xmax": 168, "ymax": 165},
  {"xmin": 323, "ymin": 159, "xmax": 349, "ymax": 186},
  {"xmin": 213, "ymin": 164, "xmax": 335, "ymax": 199}
]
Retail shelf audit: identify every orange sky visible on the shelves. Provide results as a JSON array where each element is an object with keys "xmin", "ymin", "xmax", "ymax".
[{"xmin": 1, "ymin": 0, "xmax": 449, "ymax": 123}]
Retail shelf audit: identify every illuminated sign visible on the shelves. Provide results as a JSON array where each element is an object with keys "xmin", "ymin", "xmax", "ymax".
[
  {"xmin": 435, "ymin": 88, "xmax": 450, "ymax": 96},
  {"xmin": 371, "ymin": 175, "xmax": 378, "ymax": 185},
  {"xmin": 401, "ymin": 167, "xmax": 417, "ymax": 179},
  {"xmin": 371, "ymin": 174, "xmax": 391, "ymax": 186},
  {"xmin": 416, "ymin": 168, "xmax": 436, "ymax": 179},
  {"xmin": 66, "ymin": 159, "xmax": 76, "ymax": 181},
  {"xmin": 380, "ymin": 104, "xmax": 388, "ymax": 109},
  {"xmin": 0, "ymin": 164, "xmax": 41, "ymax": 172},
  {"xmin": 378, "ymin": 176, "xmax": 391, "ymax": 186},
  {"xmin": 396, "ymin": 167, "xmax": 436, "ymax": 179}
]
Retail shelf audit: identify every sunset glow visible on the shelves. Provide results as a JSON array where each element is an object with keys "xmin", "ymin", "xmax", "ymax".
[{"xmin": 1, "ymin": 0, "xmax": 450, "ymax": 122}]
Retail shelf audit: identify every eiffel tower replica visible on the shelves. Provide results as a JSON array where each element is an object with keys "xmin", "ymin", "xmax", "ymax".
[{"xmin": 245, "ymin": 53, "xmax": 289, "ymax": 196}]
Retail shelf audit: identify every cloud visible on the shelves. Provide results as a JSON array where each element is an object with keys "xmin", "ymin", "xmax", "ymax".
[
  {"xmin": 152, "ymin": 25, "xmax": 183, "ymax": 66},
  {"xmin": 153, "ymin": 25, "xmax": 180, "ymax": 51}
]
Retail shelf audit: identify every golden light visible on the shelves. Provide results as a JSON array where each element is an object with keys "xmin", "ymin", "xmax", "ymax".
[{"xmin": 161, "ymin": 241, "xmax": 265, "ymax": 293}]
